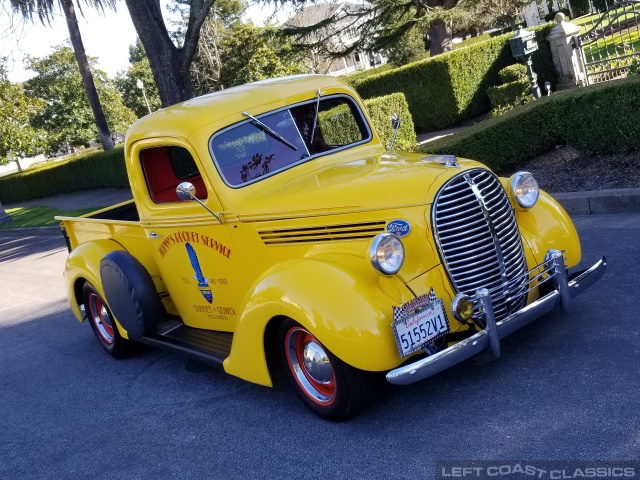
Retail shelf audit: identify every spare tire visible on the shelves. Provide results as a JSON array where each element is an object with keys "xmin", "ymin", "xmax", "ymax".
[{"xmin": 100, "ymin": 250, "xmax": 163, "ymax": 339}]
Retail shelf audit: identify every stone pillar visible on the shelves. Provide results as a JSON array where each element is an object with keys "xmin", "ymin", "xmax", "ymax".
[{"xmin": 546, "ymin": 12, "xmax": 588, "ymax": 89}]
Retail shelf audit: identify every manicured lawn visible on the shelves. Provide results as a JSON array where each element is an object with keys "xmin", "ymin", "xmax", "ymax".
[{"xmin": 0, "ymin": 206, "xmax": 96, "ymax": 228}]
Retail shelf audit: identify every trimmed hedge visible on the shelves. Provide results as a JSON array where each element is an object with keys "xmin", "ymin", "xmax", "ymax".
[
  {"xmin": 350, "ymin": 23, "xmax": 556, "ymax": 131},
  {"xmin": 342, "ymin": 64, "xmax": 394, "ymax": 85},
  {"xmin": 487, "ymin": 79, "xmax": 531, "ymax": 110},
  {"xmin": 422, "ymin": 76, "xmax": 640, "ymax": 173},
  {"xmin": 364, "ymin": 93, "xmax": 417, "ymax": 152},
  {"xmin": 0, "ymin": 93, "xmax": 417, "ymax": 203},
  {"xmin": 0, "ymin": 147, "xmax": 129, "ymax": 203},
  {"xmin": 498, "ymin": 63, "xmax": 528, "ymax": 83}
]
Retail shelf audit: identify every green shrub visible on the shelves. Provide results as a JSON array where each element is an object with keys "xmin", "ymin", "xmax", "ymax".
[
  {"xmin": 487, "ymin": 79, "xmax": 532, "ymax": 110},
  {"xmin": 364, "ymin": 93, "xmax": 417, "ymax": 151},
  {"xmin": 342, "ymin": 64, "xmax": 394, "ymax": 86},
  {"xmin": 351, "ymin": 23, "xmax": 556, "ymax": 131},
  {"xmin": 0, "ymin": 147, "xmax": 129, "ymax": 203},
  {"xmin": 498, "ymin": 64, "xmax": 528, "ymax": 83},
  {"xmin": 422, "ymin": 76, "xmax": 640, "ymax": 173}
]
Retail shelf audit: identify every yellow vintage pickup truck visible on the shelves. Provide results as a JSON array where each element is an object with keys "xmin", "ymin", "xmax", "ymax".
[{"xmin": 58, "ymin": 75, "xmax": 606, "ymax": 419}]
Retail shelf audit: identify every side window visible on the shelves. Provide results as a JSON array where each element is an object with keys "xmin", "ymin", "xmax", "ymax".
[
  {"xmin": 141, "ymin": 146, "xmax": 208, "ymax": 203},
  {"xmin": 317, "ymin": 100, "xmax": 367, "ymax": 147},
  {"xmin": 290, "ymin": 96, "xmax": 368, "ymax": 154},
  {"xmin": 209, "ymin": 95, "xmax": 371, "ymax": 187}
]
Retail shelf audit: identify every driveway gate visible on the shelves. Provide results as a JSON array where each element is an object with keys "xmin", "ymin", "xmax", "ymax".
[{"xmin": 577, "ymin": 0, "xmax": 640, "ymax": 84}]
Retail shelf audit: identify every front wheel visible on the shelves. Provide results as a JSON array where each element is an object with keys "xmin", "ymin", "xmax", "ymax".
[
  {"xmin": 82, "ymin": 282, "xmax": 135, "ymax": 359},
  {"xmin": 279, "ymin": 319, "xmax": 378, "ymax": 420}
]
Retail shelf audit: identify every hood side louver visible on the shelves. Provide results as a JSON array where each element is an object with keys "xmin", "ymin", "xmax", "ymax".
[{"xmin": 259, "ymin": 221, "xmax": 386, "ymax": 246}]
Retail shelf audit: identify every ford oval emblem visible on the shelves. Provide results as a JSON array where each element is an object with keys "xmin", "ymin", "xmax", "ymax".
[{"xmin": 387, "ymin": 220, "xmax": 411, "ymax": 237}]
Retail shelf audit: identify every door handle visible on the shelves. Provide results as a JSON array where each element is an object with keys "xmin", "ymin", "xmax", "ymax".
[{"xmin": 149, "ymin": 231, "xmax": 160, "ymax": 239}]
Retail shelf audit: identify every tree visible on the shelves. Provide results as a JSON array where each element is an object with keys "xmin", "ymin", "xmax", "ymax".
[
  {"xmin": 186, "ymin": 0, "xmax": 246, "ymax": 93},
  {"xmin": 9, "ymin": 0, "xmax": 116, "ymax": 151},
  {"xmin": 25, "ymin": 46, "xmax": 136, "ymax": 154},
  {"xmin": 217, "ymin": 24, "xmax": 306, "ymax": 89},
  {"xmin": 282, "ymin": 0, "xmax": 465, "ymax": 59},
  {"xmin": 384, "ymin": 22, "xmax": 428, "ymax": 66},
  {"xmin": 459, "ymin": 0, "xmax": 532, "ymax": 30},
  {"xmin": 0, "ymin": 59, "xmax": 45, "ymax": 165},
  {"xmin": 122, "ymin": 0, "xmax": 216, "ymax": 107},
  {"xmin": 115, "ymin": 45, "xmax": 162, "ymax": 118}
]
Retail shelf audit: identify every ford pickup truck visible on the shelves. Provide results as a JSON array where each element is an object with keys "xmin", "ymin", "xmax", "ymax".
[{"xmin": 57, "ymin": 74, "xmax": 606, "ymax": 419}]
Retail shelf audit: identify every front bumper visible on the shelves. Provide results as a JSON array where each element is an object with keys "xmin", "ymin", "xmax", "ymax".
[{"xmin": 386, "ymin": 252, "xmax": 607, "ymax": 385}]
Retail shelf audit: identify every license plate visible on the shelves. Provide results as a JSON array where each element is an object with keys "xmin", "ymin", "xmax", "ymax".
[{"xmin": 392, "ymin": 292, "xmax": 450, "ymax": 358}]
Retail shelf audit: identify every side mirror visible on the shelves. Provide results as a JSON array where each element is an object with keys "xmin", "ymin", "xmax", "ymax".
[
  {"xmin": 175, "ymin": 182, "xmax": 222, "ymax": 224},
  {"xmin": 389, "ymin": 113, "xmax": 401, "ymax": 151},
  {"xmin": 176, "ymin": 182, "xmax": 197, "ymax": 201}
]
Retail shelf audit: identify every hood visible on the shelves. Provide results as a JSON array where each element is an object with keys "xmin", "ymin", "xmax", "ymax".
[{"xmin": 232, "ymin": 152, "xmax": 488, "ymax": 220}]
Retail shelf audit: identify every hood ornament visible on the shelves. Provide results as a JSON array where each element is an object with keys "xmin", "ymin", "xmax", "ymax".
[{"xmin": 421, "ymin": 154, "xmax": 459, "ymax": 168}]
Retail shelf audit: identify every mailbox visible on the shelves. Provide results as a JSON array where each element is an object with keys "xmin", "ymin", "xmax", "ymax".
[{"xmin": 509, "ymin": 26, "xmax": 538, "ymax": 58}]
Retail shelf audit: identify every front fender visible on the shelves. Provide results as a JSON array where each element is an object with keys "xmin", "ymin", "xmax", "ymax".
[
  {"xmin": 515, "ymin": 190, "xmax": 581, "ymax": 269},
  {"xmin": 64, "ymin": 239, "xmax": 128, "ymax": 335},
  {"xmin": 223, "ymin": 258, "xmax": 412, "ymax": 386}
]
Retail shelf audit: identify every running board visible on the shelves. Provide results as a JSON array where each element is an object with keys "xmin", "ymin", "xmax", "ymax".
[{"xmin": 139, "ymin": 320, "xmax": 233, "ymax": 368}]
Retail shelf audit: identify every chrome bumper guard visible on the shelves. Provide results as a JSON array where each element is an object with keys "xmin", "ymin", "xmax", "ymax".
[{"xmin": 386, "ymin": 251, "xmax": 607, "ymax": 385}]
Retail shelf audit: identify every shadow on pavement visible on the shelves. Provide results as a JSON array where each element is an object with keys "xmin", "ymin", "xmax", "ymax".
[{"xmin": 0, "ymin": 234, "xmax": 65, "ymax": 263}]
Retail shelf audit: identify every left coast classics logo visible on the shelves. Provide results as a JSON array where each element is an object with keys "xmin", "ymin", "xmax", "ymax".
[{"xmin": 186, "ymin": 242, "xmax": 213, "ymax": 304}]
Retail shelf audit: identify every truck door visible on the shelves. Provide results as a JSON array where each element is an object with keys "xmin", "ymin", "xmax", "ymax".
[{"xmin": 134, "ymin": 142, "xmax": 245, "ymax": 333}]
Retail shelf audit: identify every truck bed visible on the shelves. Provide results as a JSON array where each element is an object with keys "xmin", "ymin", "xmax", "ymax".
[
  {"xmin": 56, "ymin": 200, "xmax": 147, "ymax": 256},
  {"xmin": 85, "ymin": 200, "xmax": 139, "ymax": 222}
]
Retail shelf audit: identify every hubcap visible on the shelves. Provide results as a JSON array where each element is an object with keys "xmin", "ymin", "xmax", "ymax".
[
  {"xmin": 286, "ymin": 328, "xmax": 335, "ymax": 405},
  {"xmin": 88, "ymin": 293, "xmax": 115, "ymax": 344}
]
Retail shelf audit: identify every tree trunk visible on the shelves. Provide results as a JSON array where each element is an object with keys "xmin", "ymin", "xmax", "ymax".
[
  {"xmin": 124, "ymin": 0, "xmax": 214, "ymax": 107},
  {"xmin": 125, "ymin": 0, "xmax": 214, "ymax": 107},
  {"xmin": 429, "ymin": 19, "xmax": 453, "ymax": 56},
  {"xmin": 0, "ymin": 201, "xmax": 11, "ymax": 225},
  {"xmin": 60, "ymin": 0, "xmax": 114, "ymax": 151}
]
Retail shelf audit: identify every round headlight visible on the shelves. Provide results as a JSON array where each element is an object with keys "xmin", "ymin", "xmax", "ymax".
[
  {"xmin": 369, "ymin": 233, "xmax": 405, "ymax": 275},
  {"xmin": 510, "ymin": 171, "xmax": 539, "ymax": 209}
]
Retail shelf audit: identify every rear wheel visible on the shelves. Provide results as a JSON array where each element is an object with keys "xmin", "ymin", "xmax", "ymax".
[
  {"xmin": 83, "ymin": 282, "xmax": 134, "ymax": 359},
  {"xmin": 279, "ymin": 319, "xmax": 377, "ymax": 420}
]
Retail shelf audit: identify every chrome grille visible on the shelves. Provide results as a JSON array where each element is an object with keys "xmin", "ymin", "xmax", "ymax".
[{"xmin": 433, "ymin": 169, "xmax": 528, "ymax": 321}]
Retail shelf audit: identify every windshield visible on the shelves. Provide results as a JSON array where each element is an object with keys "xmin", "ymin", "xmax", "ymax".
[{"xmin": 209, "ymin": 94, "xmax": 371, "ymax": 187}]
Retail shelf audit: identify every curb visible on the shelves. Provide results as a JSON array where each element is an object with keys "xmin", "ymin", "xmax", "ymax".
[{"xmin": 551, "ymin": 188, "xmax": 640, "ymax": 216}]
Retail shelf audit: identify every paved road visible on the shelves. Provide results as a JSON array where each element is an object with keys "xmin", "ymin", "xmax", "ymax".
[{"xmin": 1, "ymin": 216, "xmax": 638, "ymax": 479}]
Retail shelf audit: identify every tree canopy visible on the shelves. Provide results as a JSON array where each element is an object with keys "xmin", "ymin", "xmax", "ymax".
[
  {"xmin": 9, "ymin": 0, "xmax": 117, "ymax": 150},
  {"xmin": 0, "ymin": 59, "xmax": 45, "ymax": 165},
  {"xmin": 25, "ymin": 46, "xmax": 136, "ymax": 154},
  {"xmin": 115, "ymin": 44, "xmax": 162, "ymax": 118}
]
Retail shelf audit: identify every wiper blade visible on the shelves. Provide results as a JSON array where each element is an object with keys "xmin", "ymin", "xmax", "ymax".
[
  {"xmin": 242, "ymin": 111, "xmax": 297, "ymax": 151},
  {"xmin": 310, "ymin": 89, "xmax": 321, "ymax": 145}
]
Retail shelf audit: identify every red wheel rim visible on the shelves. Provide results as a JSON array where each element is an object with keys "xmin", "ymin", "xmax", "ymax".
[
  {"xmin": 285, "ymin": 327, "xmax": 335, "ymax": 405},
  {"xmin": 87, "ymin": 293, "xmax": 115, "ymax": 344}
]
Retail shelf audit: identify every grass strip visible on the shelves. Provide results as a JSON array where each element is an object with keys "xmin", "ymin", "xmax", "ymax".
[{"xmin": 0, "ymin": 206, "xmax": 96, "ymax": 228}]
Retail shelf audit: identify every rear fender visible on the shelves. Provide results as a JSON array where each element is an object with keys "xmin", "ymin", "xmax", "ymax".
[
  {"xmin": 223, "ymin": 259, "xmax": 411, "ymax": 386},
  {"xmin": 64, "ymin": 239, "xmax": 129, "ymax": 338}
]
